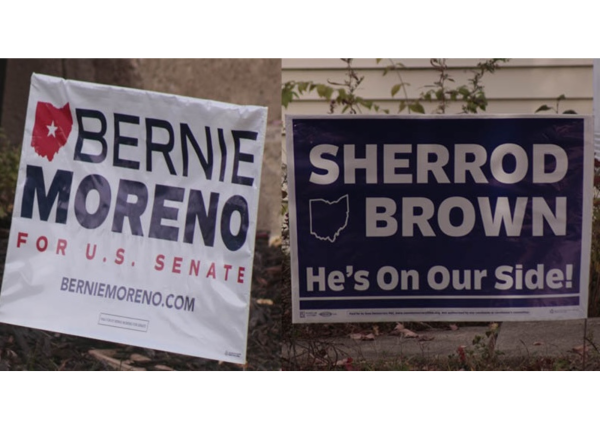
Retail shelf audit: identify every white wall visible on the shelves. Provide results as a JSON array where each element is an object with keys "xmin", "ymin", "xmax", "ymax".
[
  {"xmin": 283, "ymin": 58, "xmax": 592, "ymax": 116},
  {"xmin": 282, "ymin": 58, "xmax": 593, "ymax": 160}
]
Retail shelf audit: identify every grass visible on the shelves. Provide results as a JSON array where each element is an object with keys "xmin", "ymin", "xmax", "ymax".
[{"xmin": 282, "ymin": 327, "xmax": 600, "ymax": 371}]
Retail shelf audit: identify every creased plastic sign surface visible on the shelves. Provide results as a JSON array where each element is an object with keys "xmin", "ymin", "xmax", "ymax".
[
  {"xmin": 0, "ymin": 74, "xmax": 267, "ymax": 363},
  {"xmin": 286, "ymin": 115, "xmax": 592, "ymax": 323}
]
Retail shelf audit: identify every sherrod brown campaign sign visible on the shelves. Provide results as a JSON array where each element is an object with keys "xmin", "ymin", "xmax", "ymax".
[{"xmin": 286, "ymin": 115, "xmax": 592, "ymax": 323}]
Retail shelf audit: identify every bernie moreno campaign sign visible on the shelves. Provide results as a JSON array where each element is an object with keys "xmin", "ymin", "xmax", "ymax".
[
  {"xmin": 286, "ymin": 115, "xmax": 593, "ymax": 323},
  {"xmin": 0, "ymin": 74, "xmax": 268, "ymax": 363}
]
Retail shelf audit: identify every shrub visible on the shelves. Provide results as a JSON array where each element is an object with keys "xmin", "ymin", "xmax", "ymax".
[{"xmin": 0, "ymin": 128, "xmax": 20, "ymax": 228}]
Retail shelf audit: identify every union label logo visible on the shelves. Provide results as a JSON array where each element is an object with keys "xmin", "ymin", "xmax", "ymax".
[{"xmin": 31, "ymin": 102, "xmax": 73, "ymax": 161}]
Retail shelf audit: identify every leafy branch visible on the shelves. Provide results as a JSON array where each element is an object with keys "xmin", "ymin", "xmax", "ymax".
[
  {"xmin": 282, "ymin": 59, "xmax": 387, "ymax": 114},
  {"xmin": 0, "ymin": 128, "xmax": 20, "ymax": 225},
  {"xmin": 535, "ymin": 94, "xmax": 577, "ymax": 114},
  {"xmin": 418, "ymin": 58, "xmax": 509, "ymax": 114},
  {"xmin": 283, "ymin": 58, "xmax": 509, "ymax": 116},
  {"xmin": 378, "ymin": 59, "xmax": 424, "ymax": 114}
]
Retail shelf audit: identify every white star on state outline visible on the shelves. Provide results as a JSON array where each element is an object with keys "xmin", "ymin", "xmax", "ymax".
[{"xmin": 47, "ymin": 121, "xmax": 58, "ymax": 137}]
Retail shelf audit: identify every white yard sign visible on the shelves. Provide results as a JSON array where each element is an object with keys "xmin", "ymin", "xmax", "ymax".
[{"xmin": 0, "ymin": 74, "xmax": 267, "ymax": 363}]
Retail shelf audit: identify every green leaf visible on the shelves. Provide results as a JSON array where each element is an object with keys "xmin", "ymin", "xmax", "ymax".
[
  {"xmin": 398, "ymin": 100, "xmax": 407, "ymax": 113},
  {"xmin": 316, "ymin": 84, "xmax": 326, "ymax": 97},
  {"xmin": 297, "ymin": 82, "xmax": 309, "ymax": 93},
  {"xmin": 458, "ymin": 86, "xmax": 470, "ymax": 97},
  {"xmin": 535, "ymin": 105, "xmax": 552, "ymax": 113},
  {"xmin": 391, "ymin": 84, "xmax": 402, "ymax": 97},
  {"xmin": 563, "ymin": 109, "xmax": 577, "ymax": 114},
  {"xmin": 557, "ymin": 94, "xmax": 566, "ymax": 101},
  {"xmin": 281, "ymin": 90, "xmax": 294, "ymax": 107},
  {"xmin": 409, "ymin": 103, "xmax": 425, "ymax": 114},
  {"xmin": 358, "ymin": 99, "xmax": 373, "ymax": 109},
  {"xmin": 463, "ymin": 101, "xmax": 477, "ymax": 114},
  {"xmin": 316, "ymin": 84, "xmax": 334, "ymax": 100}
]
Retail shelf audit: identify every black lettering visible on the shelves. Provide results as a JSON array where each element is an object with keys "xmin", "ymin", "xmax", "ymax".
[
  {"xmin": 74, "ymin": 174, "xmax": 111, "ymax": 229},
  {"xmin": 184, "ymin": 190, "xmax": 219, "ymax": 246},
  {"xmin": 231, "ymin": 130, "xmax": 256, "ymax": 186},
  {"xmin": 114, "ymin": 113, "xmax": 140, "ymax": 169},
  {"xmin": 181, "ymin": 124, "xmax": 213, "ymax": 179},
  {"xmin": 21, "ymin": 165, "xmax": 72, "ymax": 223},
  {"xmin": 146, "ymin": 118, "xmax": 176, "ymax": 175},
  {"xmin": 74, "ymin": 109, "xmax": 107, "ymax": 163},
  {"xmin": 111, "ymin": 179, "xmax": 148, "ymax": 236},
  {"xmin": 220, "ymin": 195, "xmax": 249, "ymax": 252},
  {"xmin": 218, "ymin": 128, "xmax": 227, "ymax": 182},
  {"xmin": 149, "ymin": 184, "xmax": 184, "ymax": 241}
]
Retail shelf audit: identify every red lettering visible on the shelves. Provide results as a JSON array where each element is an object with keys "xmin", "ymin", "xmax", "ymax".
[
  {"xmin": 86, "ymin": 243, "xmax": 97, "ymax": 260},
  {"xmin": 17, "ymin": 232, "xmax": 28, "ymax": 248},
  {"xmin": 237, "ymin": 266, "xmax": 245, "ymax": 284},
  {"xmin": 36, "ymin": 236, "xmax": 48, "ymax": 252},
  {"xmin": 223, "ymin": 264, "xmax": 232, "ymax": 281},
  {"xmin": 172, "ymin": 256, "xmax": 182, "ymax": 273},
  {"xmin": 154, "ymin": 254, "xmax": 165, "ymax": 271},
  {"xmin": 56, "ymin": 239, "xmax": 67, "ymax": 255},
  {"xmin": 115, "ymin": 248, "xmax": 125, "ymax": 265},
  {"xmin": 206, "ymin": 262, "xmax": 216, "ymax": 279},
  {"xmin": 189, "ymin": 259, "xmax": 201, "ymax": 276}
]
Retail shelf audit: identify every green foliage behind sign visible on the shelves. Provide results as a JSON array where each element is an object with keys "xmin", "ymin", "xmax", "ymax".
[
  {"xmin": 0, "ymin": 128, "xmax": 20, "ymax": 227},
  {"xmin": 282, "ymin": 58, "xmax": 509, "ymax": 114}
]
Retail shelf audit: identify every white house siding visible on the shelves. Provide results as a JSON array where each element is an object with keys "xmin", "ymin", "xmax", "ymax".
[{"xmin": 282, "ymin": 58, "xmax": 593, "ymax": 159}]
